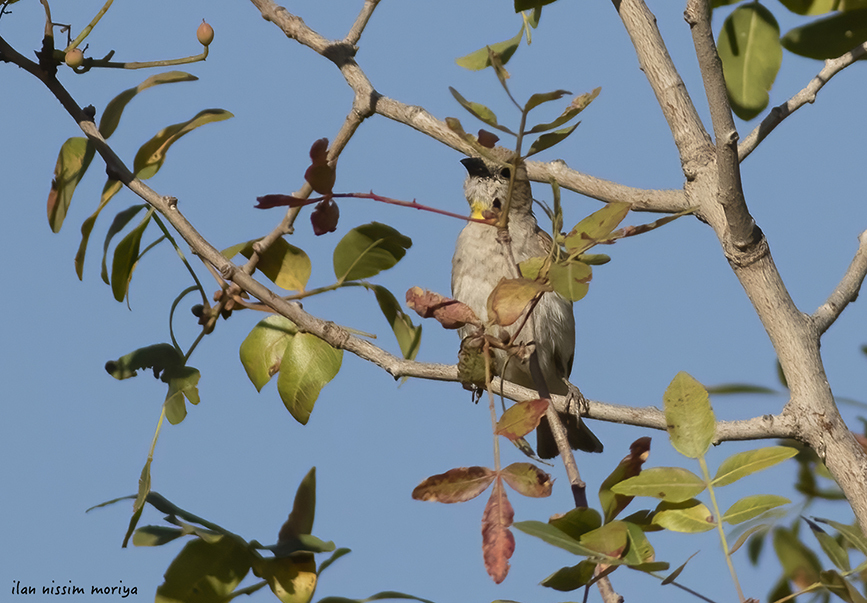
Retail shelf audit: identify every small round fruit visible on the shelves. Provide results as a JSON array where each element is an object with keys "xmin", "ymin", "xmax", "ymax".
[
  {"xmin": 197, "ymin": 20, "xmax": 214, "ymax": 46},
  {"xmin": 65, "ymin": 48, "xmax": 84, "ymax": 68}
]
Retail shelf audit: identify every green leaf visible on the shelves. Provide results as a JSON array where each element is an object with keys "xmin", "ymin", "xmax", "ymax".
[
  {"xmin": 162, "ymin": 366, "xmax": 201, "ymax": 425},
  {"xmin": 706, "ymin": 383, "xmax": 778, "ymax": 395},
  {"xmin": 102, "ymin": 204, "xmax": 147, "ymax": 285},
  {"xmin": 729, "ymin": 524, "xmax": 769, "ymax": 556},
  {"xmin": 277, "ymin": 333, "xmax": 343, "ymax": 425},
  {"xmin": 717, "ymin": 3, "xmax": 783, "ymax": 120},
  {"xmin": 819, "ymin": 570, "xmax": 867, "ymax": 603},
  {"xmin": 239, "ymin": 315, "xmax": 299, "ymax": 392},
  {"xmin": 598, "ymin": 440, "xmax": 647, "ymax": 524},
  {"xmin": 548, "ymin": 260, "xmax": 591, "ymax": 302},
  {"xmin": 564, "ymin": 202, "xmax": 631, "ymax": 254},
  {"xmin": 332, "ymin": 222, "xmax": 412, "ymax": 282},
  {"xmin": 100, "ymin": 71, "xmax": 198, "ymax": 139},
  {"xmin": 281, "ymin": 467, "xmax": 317, "ymax": 539},
  {"xmin": 778, "ymin": 0, "xmax": 867, "ymax": 15},
  {"xmin": 251, "ymin": 555, "xmax": 317, "ymax": 603},
  {"xmin": 513, "ymin": 521, "xmax": 605, "ymax": 558},
  {"xmin": 372, "ymin": 285, "xmax": 422, "ymax": 360},
  {"xmin": 123, "ymin": 459, "xmax": 152, "ymax": 547},
  {"xmin": 317, "ymin": 548, "xmax": 352, "ymax": 576},
  {"xmin": 132, "ymin": 526, "xmax": 186, "ymax": 547},
  {"xmin": 661, "ymin": 552, "xmax": 699, "ymax": 585},
  {"xmin": 111, "ymin": 209, "xmax": 152, "ymax": 302},
  {"xmin": 105, "ymin": 343, "xmax": 183, "ymax": 380},
  {"xmin": 526, "ymin": 123, "xmax": 580, "ymax": 157},
  {"xmin": 722, "ymin": 494, "xmax": 789, "ymax": 524},
  {"xmin": 225, "ymin": 238, "xmax": 311, "ymax": 291},
  {"xmin": 814, "ymin": 518, "xmax": 867, "ymax": 557},
  {"xmin": 524, "ymin": 89, "xmax": 571, "ymax": 113},
  {"xmin": 712, "ymin": 445, "xmax": 799, "ymax": 486},
  {"xmin": 456, "ymin": 26, "xmax": 524, "ymax": 70},
  {"xmin": 75, "ymin": 179, "xmax": 122, "ymax": 280},
  {"xmin": 663, "ymin": 372, "xmax": 715, "ymax": 459},
  {"xmin": 514, "ymin": 0, "xmax": 558, "ymax": 10},
  {"xmin": 611, "ymin": 467, "xmax": 706, "ymax": 503},
  {"xmin": 155, "ymin": 536, "xmax": 251, "ymax": 603},
  {"xmin": 448, "ymin": 87, "xmax": 516, "ymax": 135},
  {"xmin": 803, "ymin": 517, "xmax": 851, "ymax": 572},
  {"xmin": 540, "ymin": 560, "xmax": 596, "ymax": 591},
  {"xmin": 782, "ymin": 8, "xmax": 867, "ymax": 59},
  {"xmin": 134, "ymin": 108, "xmax": 233, "ymax": 180},
  {"xmin": 622, "ymin": 522, "xmax": 660, "ymax": 568},
  {"xmin": 47, "ymin": 137, "xmax": 95, "ymax": 233},
  {"xmin": 549, "ymin": 507, "xmax": 603, "ymax": 541},
  {"xmin": 653, "ymin": 499, "xmax": 715, "ymax": 533},
  {"xmin": 773, "ymin": 526, "xmax": 823, "ymax": 587},
  {"xmin": 527, "ymin": 87, "xmax": 600, "ymax": 134},
  {"xmin": 579, "ymin": 521, "xmax": 629, "ymax": 558}
]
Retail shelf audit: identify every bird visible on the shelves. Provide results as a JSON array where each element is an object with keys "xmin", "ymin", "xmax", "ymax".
[{"xmin": 451, "ymin": 152, "xmax": 603, "ymax": 459}]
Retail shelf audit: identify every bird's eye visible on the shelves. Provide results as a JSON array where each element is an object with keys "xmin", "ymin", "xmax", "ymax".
[
  {"xmin": 499, "ymin": 167, "xmax": 511, "ymax": 179},
  {"xmin": 492, "ymin": 198, "xmax": 502, "ymax": 210}
]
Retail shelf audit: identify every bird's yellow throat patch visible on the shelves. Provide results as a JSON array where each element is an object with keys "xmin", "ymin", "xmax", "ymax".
[{"xmin": 469, "ymin": 199, "xmax": 486, "ymax": 220}]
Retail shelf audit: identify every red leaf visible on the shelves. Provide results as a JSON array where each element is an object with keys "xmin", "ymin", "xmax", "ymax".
[
  {"xmin": 309, "ymin": 137, "xmax": 329, "ymax": 165},
  {"xmin": 310, "ymin": 199, "xmax": 339, "ymax": 235},
  {"xmin": 478, "ymin": 129, "xmax": 499, "ymax": 149},
  {"xmin": 482, "ymin": 478, "xmax": 515, "ymax": 584},
  {"xmin": 304, "ymin": 164, "xmax": 335, "ymax": 195},
  {"xmin": 255, "ymin": 194, "xmax": 310, "ymax": 209}
]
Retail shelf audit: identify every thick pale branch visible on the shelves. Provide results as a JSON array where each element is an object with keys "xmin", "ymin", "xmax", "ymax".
[
  {"xmin": 492, "ymin": 378, "xmax": 798, "ymax": 443},
  {"xmin": 611, "ymin": 0, "xmax": 713, "ymax": 178},
  {"xmin": 814, "ymin": 230, "xmax": 867, "ymax": 334},
  {"xmin": 671, "ymin": 6, "xmax": 867, "ymax": 533},
  {"xmin": 686, "ymin": 0, "xmax": 756, "ymax": 251},
  {"xmin": 530, "ymin": 158, "xmax": 689, "ymax": 213},
  {"xmin": 739, "ymin": 41, "xmax": 867, "ymax": 161}
]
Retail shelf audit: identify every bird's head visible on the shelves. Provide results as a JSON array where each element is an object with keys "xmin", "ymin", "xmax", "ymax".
[{"xmin": 460, "ymin": 156, "xmax": 532, "ymax": 220}]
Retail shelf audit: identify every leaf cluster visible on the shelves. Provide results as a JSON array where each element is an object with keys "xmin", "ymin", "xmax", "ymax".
[
  {"xmin": 711, "ymin": 1, "xmax": 867, "ymax": 119},
  {"xmin": 89, "ymin": 469, "xmax": 431, "ymax": 603}
]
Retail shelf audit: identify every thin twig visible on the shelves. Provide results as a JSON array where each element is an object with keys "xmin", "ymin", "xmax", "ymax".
[
  {"xmin": 813, "ymin": 230, "xmax": 867, "ymax": 334},
  {"xmin": 739, "ymin": 41, "xmax": 867, "ymax": 161},
  {"xmin": 344, "ymin": 0, "xmax": 381, "ymax": 47}
]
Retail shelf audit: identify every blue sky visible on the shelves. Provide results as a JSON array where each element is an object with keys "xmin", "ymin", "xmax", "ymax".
[{"xmin": 2, "ymin": 1, "xmax": 866, "ymax": 602}]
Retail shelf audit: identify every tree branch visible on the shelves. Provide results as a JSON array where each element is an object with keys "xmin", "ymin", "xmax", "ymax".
[
  {"xmin": 686, "ymin": 0, "xmax": 756, "ymax": 251},
  {"xmin": 739, "ymin": 41, "xmax": 867, "ymax": 162},
  {"xmin": 242, "ymin": 2, "xmax": 867, "ymax": 531},
  {"xmin": 813, "ymin": 229, "xmax": 867, "ymax": 334},
  {"xmin": 344, "ymin": 0, "xmax": 381, "ymax": 47},
  {"xmin": 248, "ymin": 0, "xmax": 688, "ymax": 215},
  {"xmin": 610, "ymin": 0, "xmax": 713, "ymax": 180}
]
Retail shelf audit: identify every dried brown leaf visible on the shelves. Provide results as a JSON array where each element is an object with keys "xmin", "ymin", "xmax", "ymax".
[
  {"xmin": 411, "ymin": 467, "xmax": 495, "ymax": 503},
  {"xmin": 482, "ymin": 478, "xmax": 515, "ymax": 584},
  {"xmin": 406, "ymin": 286, "xmax": 480, "ymax": 329}
]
